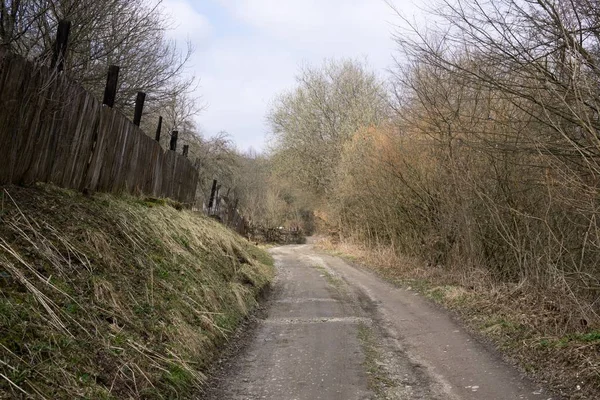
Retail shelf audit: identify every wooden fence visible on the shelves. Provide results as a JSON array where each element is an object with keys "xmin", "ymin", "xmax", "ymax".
[
  {"xmin": 0, "ymin": 49, "xmax": 198, "ymax": 204},
  {"xmin": 206, "ymin": 194, "xmax": 248, "ymax": 235}
]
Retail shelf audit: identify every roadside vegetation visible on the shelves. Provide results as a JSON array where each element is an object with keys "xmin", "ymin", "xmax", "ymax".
[
  {"xmin": 0, "ymin": 184, "xmax": 274, "ymax": 398},
  {"xmin": 259, "ymin": 0, "xmax": 600, "ymax": 397},
  {"xmin": 318, "ymin": 238, "xmax": 598, "ymax": 398}
]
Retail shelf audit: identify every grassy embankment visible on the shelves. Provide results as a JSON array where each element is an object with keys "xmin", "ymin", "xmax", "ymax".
[
  {"xmin": 317, "ymin": 238, "xmax": 599, "ymax": 400},
  {"xmin": 0, "ymin": 184, "xmax": 274, "ymax": 399}
]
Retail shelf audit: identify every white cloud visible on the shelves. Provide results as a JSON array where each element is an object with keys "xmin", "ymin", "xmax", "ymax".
[
  {"xmin": 193, "ymin": 36, "xmax": 298, "ymax": 150},
  {"xmin": 163, "ymin": 0, "xmax": 213, "ymax": 42},
  {"xmin": 220, "ymin": 0, "xmax": 399, "ymax": 60},
  {"xmin": 225, "ymin": 1, "xmax": 391, "ymax": 34}
]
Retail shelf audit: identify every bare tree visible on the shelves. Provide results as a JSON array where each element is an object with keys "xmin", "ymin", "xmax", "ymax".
[
  {"xmin": 268, "ymin": 59, "xmax": 390, "ymax": 198},
  {"xmin": 1, "ymin": 0, "xmax": 197, "ymax": 119},
  {"xmin": 382, "ymin": 0, "xmax": 600, "ymax": 318}
]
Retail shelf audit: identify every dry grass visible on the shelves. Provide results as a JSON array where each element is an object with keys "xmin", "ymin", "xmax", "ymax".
[
  {"xmin": 0, "ymin": 184, "xmax": 274, "ymax": 399},
  {"xmin": 317, "ymin": 237, "xmax": 600, "ymax": 400}
]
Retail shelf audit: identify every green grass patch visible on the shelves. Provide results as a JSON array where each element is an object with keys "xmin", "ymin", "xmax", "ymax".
[
  {"xmin": 313, "ymin": 264, "xmax": 346, "ymax": 291},
  {"xmin": 0, "ymin": 183, "xmax": 274, "ymax": 398},
  {"xmin": 536, "ymin": 330, "xmax": 600, "ymax": 349},
  {"xmin": 357, "ymin": 323, "xmax": 395, "ymax": 396}
]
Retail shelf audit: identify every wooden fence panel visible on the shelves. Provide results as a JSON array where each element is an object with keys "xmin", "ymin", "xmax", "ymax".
[
  {"xmin": 82, "ymin": 107, "xmax": 114, "ymax": 191},
  {"xmin": 5, "ymin": 60, "xmax": 40, "ymax": 182},
  {"xmin": 137, "ymin": 135, "xmax": 158, "ymax": 194},
  {"xmin": 0, "ymin": 55, "xmax": 38, "ymax": 183},
  {"xmin": 0, "ymin": 51, "xmax": 199, "ymax": 204},
  {"xmin": 124, "ymin": 124, "xmax": 141, "ymax": 194},
  {"xmin": 179, "ymin": 160, "xmax": 197, "ymax": 204},
  {"xmin": 66, "ymin": 93, "xmax": 101, "ymax": 190},
  {"xmin": 97, "ymin": 112, "xmax": 129, "ymax": 193},
  {"xmin": 0, "ymin": 50, "xmax": 13, "ymax": 183},
  {"xmin": 49, "ymin": 77, "xmax": 86, "ymax": 186},
  {"xmin": 25, "ymin": 71, "xmax": 66, "ymax": 185},
  {"xmin": 116, "ymin": 117, "xmax": 136, "ymax": 194},
  {"xmin": 172, "ymin": 155, "xmax": 182, "ymax": 201},
  {"xmin": 21, "ymin": 64, "xmax": 62, "ymax": 185},
  {"xmin": 55, "ymin": 85, "xmax": 100, "ymax": 189},
  {"xmin": 161, "ymin": 150, "xmax": 176, "ymax": 199},
  {"xmin": 151, "ymin": 146, "xmax": 164, "ymax": 197}
]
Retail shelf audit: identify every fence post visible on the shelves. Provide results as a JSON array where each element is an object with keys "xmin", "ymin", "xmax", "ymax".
[
  {"xmin": 215, "ymin": 185, "xmax": 221, "ymax": 212},
  {"xmin": 169, "ymin": 130, "xmax": 178, "ymax": 151},
  {"xmin": 133, "ymin": 92, "xmax": 146, "ymax": 126},
  {"xmin": 208, "ymin": 179, "xmax": 217, "ymax": 210},
  {"xmin": 182, "ymin": 145, "xmax": 189, "ymax": 157},
  {"xmin": 51, "ymin": 20, "xmax": 71, "ymax": 71},
  {"xmin": 229, "ymin": 198, "xmax": 239, "ymax": 226},
  {"xmin": 155, "ymin": 116, "xmax": 162, "ymax": 142},
  {"xmin": 102, "ymin": 65, "xmax": 120, "ymax": 107}
]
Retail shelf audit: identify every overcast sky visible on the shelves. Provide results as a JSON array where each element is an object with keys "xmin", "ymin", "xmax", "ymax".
[{"xmin": 162, "ymin": 0, "xmax": 423, "ymax": 152}]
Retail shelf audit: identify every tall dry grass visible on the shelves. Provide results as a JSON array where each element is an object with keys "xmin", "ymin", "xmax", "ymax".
[{"xmin": 0, "ymin": 184, "xmax": 274, "ymax": 399}]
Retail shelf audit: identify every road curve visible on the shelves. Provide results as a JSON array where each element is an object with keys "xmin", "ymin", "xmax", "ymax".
[{"xmin": 204, "ymin": 244, "xmax": 554, "ymax": 400}]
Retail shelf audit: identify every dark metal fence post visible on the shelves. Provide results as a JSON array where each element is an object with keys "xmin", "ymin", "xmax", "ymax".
[
  {"xmin": 102, "ymin": 65, "xmax": 120, "ymax": 107},
  {"xmin": 208, "ymin": 179, "xmax": 217, "ymax": 210},
  {"xmin": 155, "ymin": 116, "xmax": 162, "ymax": 142},
  {"xmin": 215, "ymin": 185, "xmax": 221, "ymax": 212},
  {"xmin": 51, "ymin": 20, "xmax": 71, "ymax": 71},
  {"xmin": 169, "ymin": 131, "xmax": 178, "ymax": 151},
  {"xmin": 133, "ymin": 92, "xmax": 146, "ymax": 126},
  {"xmin": 229, "ymin": 198, "xmax": 239, "ymax": 226}
]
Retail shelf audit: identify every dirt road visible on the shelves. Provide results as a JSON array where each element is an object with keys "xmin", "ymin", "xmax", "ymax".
[{"xmin": 205, "ymin": 244, "xmax": 554, "ymax": 400}]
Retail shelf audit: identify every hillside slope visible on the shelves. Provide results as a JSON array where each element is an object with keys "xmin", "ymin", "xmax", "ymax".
[{"xmin": 0, "ymin": 184, "xmax": 274, "ymax": 399}]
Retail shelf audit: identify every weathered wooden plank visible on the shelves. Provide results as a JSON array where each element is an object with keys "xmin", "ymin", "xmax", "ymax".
[
  {"xmin": 136, "ymin": 131, "xmax": 149, "ymax": 194},
  {"xmin": 49, "ymin": 78, "xmax": 88, "ymax": 186},
  {"xmin": 67, "ymin": 92, "xmax": 101, "ymax": 189},
  {"xmin": 151, "ymin": 144, "xmax": 163, "ymax": 196},
  {"xmin": 105, "ymin": 111, "xmax": 125, "ymax": 192},
  {"xmin": 23, "ymin": 67, "xmax": 63, "ymax": 184},
  {"xmin": 0, "ymin": 54, "xmax": 17, "ymax": 183},
  {"xmin": 20, "ymin": 67, "xmax": 64, "ymax": 184},
  {"xmin": 82, "ymin": 106, "xmax": 115, "ymax": 191},
  {"xmin": 183, "ymin": 158, "xmax": 195, "ymax": 203},
  {"xmin": 187, "ymin": 161, "xmax": 199, "ymax": 204},
  {"xmin": 162, "ymin": 150, "xmax": 177, "ymax": 199},
  {"xmin": 8, "ymin": 61, "xmax": 45, "ymax": 183},
  {"xmin": 134, "ymin": 135, "xmax": 148, "ymax": 193},
  {"xmin": 173, "ymin": 155, "xmax": 182, "ymax": 200},
  {"xmin": 0, "ymin": 56, "xmax": 34, "ymax": 183},
  {"xmin": 124, "ymin": 125, "xmax": 141, "ymax": 194},
  {"xmin": 145, "ymin": 140, "xmax": 158, "ymax": 193},
  {"xmin": 0, "ymin": 54, "xmax": 17, "ymax": 147},
  {"xmin": 98, "ymin": 111, "xmax": 129, "ymax": 192},
  {"xmin": 138, "ymin": 135, "xmax": 156, "ymax": 193},
  {"xmin": 11, "ymin": 60, "xmax": 56, "ymax": 184}
]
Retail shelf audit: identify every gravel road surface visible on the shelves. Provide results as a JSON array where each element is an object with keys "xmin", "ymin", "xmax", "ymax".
[{"xmin": 204, "ymin": 244, "xmax": 554, "ymax": 400}]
